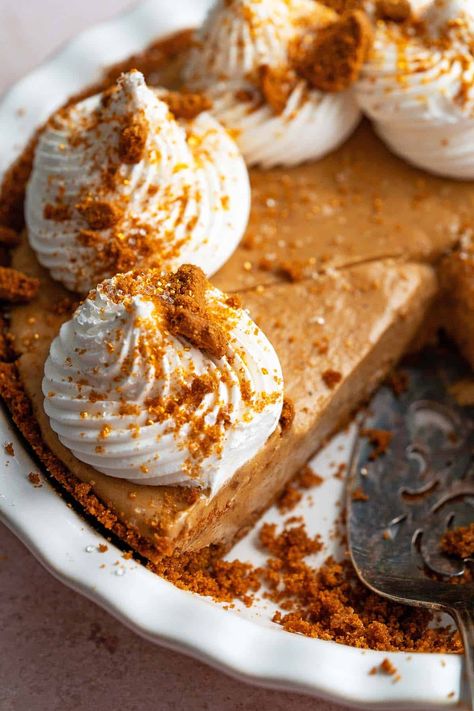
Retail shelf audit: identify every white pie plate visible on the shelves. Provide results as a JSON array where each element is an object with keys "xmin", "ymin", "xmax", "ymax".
[{"xmin": 0, "ymin": 1, "xmax": 468, "ymax": 708}]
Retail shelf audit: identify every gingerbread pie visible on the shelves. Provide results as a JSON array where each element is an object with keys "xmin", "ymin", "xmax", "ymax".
[{"xmin": 0, "ymin": 0, "xmax": 473, "ymax": 570}]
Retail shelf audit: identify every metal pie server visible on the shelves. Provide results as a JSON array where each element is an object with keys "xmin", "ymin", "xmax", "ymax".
[{"xmin": 347, "ymin": 350, "xmax": 474, "ymax": 707}]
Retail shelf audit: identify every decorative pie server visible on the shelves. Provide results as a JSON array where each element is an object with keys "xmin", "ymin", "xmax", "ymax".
[{"xmin": 347, "ymin": 349, "xmax": 474, "ymax": 706}]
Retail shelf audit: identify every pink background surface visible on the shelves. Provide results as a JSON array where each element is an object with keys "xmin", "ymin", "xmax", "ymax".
[{"xmin": 0, "ymin": 2, "xmax": 346, "ymax": 709}]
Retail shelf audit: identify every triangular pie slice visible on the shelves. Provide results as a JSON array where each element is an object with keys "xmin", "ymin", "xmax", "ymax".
[{"xmin": 2, "ymin": 242, "xmax": 436, "ymax": 561}]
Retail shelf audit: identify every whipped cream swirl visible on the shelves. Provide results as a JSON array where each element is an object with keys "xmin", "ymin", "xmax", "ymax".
[
  {"xmin": 357, "ymin": 0, "xmax": 474, "ymax": 179},
  {"xmin": 184, "ymin": 0, "xmax": 361, "ymax": 168},
  {"xmin": 43, "ymin": 268, "xmax": 284, "ymax": 491},
  {"xmin": 26, "ymin": 71, "xmax": 250, "ymax": 293}
]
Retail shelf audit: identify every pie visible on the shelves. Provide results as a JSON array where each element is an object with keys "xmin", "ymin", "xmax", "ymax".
[{"xmin": 0, "ymin": 0, "xmax": 473, "ymax": 571}]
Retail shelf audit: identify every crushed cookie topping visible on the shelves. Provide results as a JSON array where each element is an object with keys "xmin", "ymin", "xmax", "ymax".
[
  {"xmin": 441, "ymin": 523, "xmax": 474, "ymax": 559},
  {"xmin": 279, "ymin": 397, "xmax": 295, "ymax": 431},
  {"xmin": 77, "ymin": 199, "xmax": 123, "ymax": 230},
  {"xmin": 291, "ymin": 9, "xmax": 374, "ymax": 92},
  {"xmin": 361, "ymin": 427, "xmax": 393, "ymax": 459},
  {"xmin": 187, "ymin": 0, "xmax": 371, "ymax": 117},
  {"xmin": 322, "ymin": 368, "xmax": 342, "ymax": 389},
  {"xmin": 156, "ymin": 517, "xmax": 464, "ymax": 652},
  {"xmin": 118, "ymin": 112, "xmax": 149, "ymax": 164},
  {"xmin": 165, "ymin": 265, "xmax": 227, "ymax": 359},
  {"xmin": 162, "ymin": 91, "xmax": 213, "ymax": 120},
  {"xmin": 259, "ymin": 65, "xmax": 300, "ymax": 115}
]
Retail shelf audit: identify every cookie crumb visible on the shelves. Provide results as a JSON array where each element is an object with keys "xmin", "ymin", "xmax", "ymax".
[
  {"xmin": 277, "ymin": 465, "xmax": 324, "ymax": 513},
  {"xmin": 292, "ymin": 10, "xmax": 373, "ymax": 92},
  {"xmin": 77, "ymin": 199, "xmax": 123, "ymax": 230},
  {"xmin": 118, "ymin": 114, "xmax": 149, "ymax": 164},
  {"xmin": 361, "ymin": 428, "xmax": 392, "ymax": 460},
  {"xmin": 279, "ymin": 397, "xmax": 295, "ymax": 431},
  {"xmin": 380, "ymin": 658, "xmax": 398, "ymax": 676},
  {"xmin": 28, "ymin": 471, "xmax": 42, "ymax": 487},
  {"xmin": 296, "ymin": 466, "xmax": 323, "ymax": 489},
  {"xmin": 43, "ymin": 202, "xmax": 71, "ymax": 222},
  {"xmin": 352, "ymin": 487, "xmax": 369, "ymax": 502},
  {"xmin": 376, "ymin": 0, "xmax": 411, "ymax": 23},
  {"xmin": 277, "ymin": 484, "xmax": 302, "ymax": 513},
  {"xmin": 4, "ymin": 441, "xmax": 14, "ymax": 457},
  {"xmin": 165, "ymin": 265, "xmax": 227, "ymax": 359},
  {"xmin": 321, "ymin": 0, "xmax": 364, "ymax": 12},
  {"xmin": 225, "ymin": 294, "xmax": 242, "ymax": 309},
  {"xmin": 441, "ymin": 523, "xmax": 474, "ymax": 559},
  {"xmin": 0, "ymin": 267, "xmax": 40, "ymax": 303},
  {"xmin": 322, "ymin": 369, "xmax": 342, "ymax": 389},
  {"xmin": 163, "ymin": 91, "xmax": 212, "ymax": 120},
  {"xmin": 259, "ymin": 65, "xmax": 299, "ymax": 114}
]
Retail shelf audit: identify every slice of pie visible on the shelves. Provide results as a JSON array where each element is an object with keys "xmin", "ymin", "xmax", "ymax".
[{"xmin": 2, "ymin": 243, "xmax": 435, "ymax": 559}]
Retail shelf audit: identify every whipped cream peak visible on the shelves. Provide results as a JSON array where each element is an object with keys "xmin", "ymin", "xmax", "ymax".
[
  {"xmin": 356, "ymin": 0, "xmax": 474, "ymax": 179},
  {"xmin": 26, "ymin": 70, "xmax": 250, "ymax": 293},
  {"xmin": 106, "ymin": 68, "xmax": 150, "ymax": 116},
  {"xmin": 43, "ymin": 266, "xmax": 284, "ymax": 491},
  {"xmin": 184, "ymin": 0, "xmax": 362, "ymax": 168}
]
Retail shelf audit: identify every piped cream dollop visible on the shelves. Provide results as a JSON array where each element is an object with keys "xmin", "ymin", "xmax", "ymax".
[
  {"xmin": 26, "ymin": 71, "xmax": 250, "ymax": 293},
  {"xmin": 43, "ymin": 266, "xmax": 284, "ymax": 491},
  {"xmin": 357, "ymin": 0, "xmax": 474, "ymax": 179},
  {"xmin": 184, "ymin": 0, "xmax": 363, "ymax": 168}
]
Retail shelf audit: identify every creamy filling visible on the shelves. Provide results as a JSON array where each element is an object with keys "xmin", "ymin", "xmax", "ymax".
[
  {"xmin": 26, "ymin": 71, "xmax": 250, "ymax": 293},
  {"xmin": 42, "ymin": 267, "xmax": 284, "ymax": 491}
]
